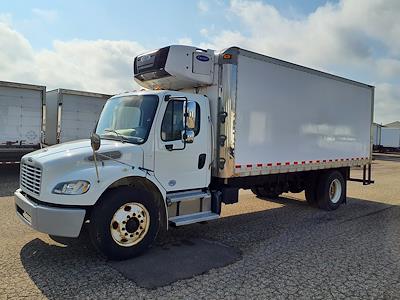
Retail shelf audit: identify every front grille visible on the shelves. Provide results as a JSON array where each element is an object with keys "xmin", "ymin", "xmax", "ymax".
[{"xmin": 20, "ymin": 163, "xmax": 42, "ymax": 195}]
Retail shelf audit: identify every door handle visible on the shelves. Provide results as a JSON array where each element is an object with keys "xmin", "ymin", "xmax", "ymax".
[
  {"xmin": 198, "ymin": 153, "xmax": 206, "ymax": 169},
  {"xmin": 165, "ymin": 144, "xmax": 173, "ymax": 151}
]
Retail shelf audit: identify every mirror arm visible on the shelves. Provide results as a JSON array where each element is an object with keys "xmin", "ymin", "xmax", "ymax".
[
  {"xmin": 90, "ymin": 133, "xmax": 101, "ymax": 182},
  {"xmin": 92, "ymin": 149, "xmax": 100, "ymax": 183}
]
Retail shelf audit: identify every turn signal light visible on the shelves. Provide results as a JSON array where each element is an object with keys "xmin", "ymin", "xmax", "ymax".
[{"xmin": 223, "ymin": 54, "xmax": 232, "ymax": 59}]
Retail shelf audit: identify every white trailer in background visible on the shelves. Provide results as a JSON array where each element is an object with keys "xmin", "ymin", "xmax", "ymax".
[
  {"xmin": 45, "ymin": 89, "xmax": 111, "ymax": 145},
  {"xmin": 380, "ymin": 127, "xmax": 400, "ymax": 150},
  {"xmin": 372, "ymin": 123, "xmax": 382, "ymax": 149},
  {"xmin": 0, "ymin": 81, "xmax": 45, "ymax": 164},
  {"xmin": 15, "ymin": 45, "xmax": 374, "ymax": 260}
]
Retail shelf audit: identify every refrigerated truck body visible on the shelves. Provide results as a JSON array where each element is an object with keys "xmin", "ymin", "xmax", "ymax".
[
  {"xmin": 0, "ymin": 81, "xmax": 45, "ymax": 164},
  {"xmin": 45, "ymin": 89, "xmax": 111, "ymax": 145},
  {"xmin": 15, "ymin": 45, "xmax": 374, "ymax": 260}
]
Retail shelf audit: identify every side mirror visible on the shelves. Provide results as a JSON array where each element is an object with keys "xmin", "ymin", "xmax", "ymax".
[
  {"xmin": 185, "ymin": 101, "xmax": 196, "ymax": 130},
  {"xmin": 181, "ymin": 130, "xmax": 195, "ymax": 144},
  {"xmin": 91, "ymin": 133, "xmax": 101, "ymax": 151}
]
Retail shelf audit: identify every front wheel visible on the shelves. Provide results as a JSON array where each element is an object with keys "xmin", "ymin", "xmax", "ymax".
[{"xmin": 89, "ymin": 186, "xmax": 161, "ymax": 260}]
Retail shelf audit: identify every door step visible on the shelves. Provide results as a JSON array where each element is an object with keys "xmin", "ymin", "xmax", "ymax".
[
  {"xmin": 169, "ymin": 211, "xmax": 219, "ymax": 226},
  {"xmin": 166, "ymin": 190, "xmax": 210, "ymax": 204}
]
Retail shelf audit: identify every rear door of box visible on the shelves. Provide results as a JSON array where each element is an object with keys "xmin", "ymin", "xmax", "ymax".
[
  {"xmin": 60, "ymin": 94, "xmax": 107, "ymax": 143},
  {"xmin": 0, "ymin": 86, "xmax": 42, "ymax": 147}
]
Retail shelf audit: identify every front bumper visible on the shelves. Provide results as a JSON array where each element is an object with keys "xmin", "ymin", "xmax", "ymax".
[{"xmin": 14, "ymin": 189, "xmax": 86, "ymax": 237}]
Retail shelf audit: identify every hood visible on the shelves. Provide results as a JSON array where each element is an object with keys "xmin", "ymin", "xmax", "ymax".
[
  {"xmin": 29, "ymin": 139, "xmax": 109, "ymax": 159},
  {"xmin": 19, "ymin": 139, "xmax": 147, "ymax": 205},
  {"xmin": 22, "ymin": 139, "xmax": 144, "ymax": 170}
]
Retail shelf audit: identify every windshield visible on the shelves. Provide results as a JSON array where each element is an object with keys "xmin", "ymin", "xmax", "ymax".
[{"xmin": 96, "ymin": 95, "xmax": 159, "ymax": 144}]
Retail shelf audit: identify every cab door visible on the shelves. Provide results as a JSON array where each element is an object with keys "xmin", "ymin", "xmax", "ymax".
[{"xmin": 154, "ymin": 94, "xmax": 210, "ymax": 191}]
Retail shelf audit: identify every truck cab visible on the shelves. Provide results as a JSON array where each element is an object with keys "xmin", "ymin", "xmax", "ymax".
[
  {"xmin": 14, "ymin": 44, "xmax": 223, "ymax": 258},
  {"xmin": 93, "ymin": 89, "xmax": 212, "ymax": 191}
]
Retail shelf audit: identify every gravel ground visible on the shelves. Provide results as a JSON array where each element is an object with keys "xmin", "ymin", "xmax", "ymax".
[
  {"xmin": 0, "ymin": 165, "xmax": 19, "ymax": 197},
  {"xmin": 0, "ymin": 157, "xmax": 400, "ymax": 299}
]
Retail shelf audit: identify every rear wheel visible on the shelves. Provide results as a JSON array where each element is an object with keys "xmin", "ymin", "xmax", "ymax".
[
  {"xmin": 316, "ymin": 170, "xmax": 345, "ymax": 211},
  {"xmin": 89, "ymin": 186, "xmax": 161, "ymax": 260},
  {"xmin": 289, "ymin": 185, "xmax": 304, "ymax": 194},
  {"xmin": 251, "ymin": 187, "xmax": 280, "ymax": 198}
]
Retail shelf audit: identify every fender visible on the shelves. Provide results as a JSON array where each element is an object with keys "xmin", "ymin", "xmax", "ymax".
[
  {"xmin": 98, "ymin": 167, "xmax": 169, "ymax": 229},
  {"xmin": 146, "ymin": 171, "xmax": 169, "ymax": 229}
]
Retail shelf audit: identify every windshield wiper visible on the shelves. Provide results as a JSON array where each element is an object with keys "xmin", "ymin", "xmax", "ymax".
[{"xmin": 103, "ymin": 129, "xmax": 126, "ymax": 143}]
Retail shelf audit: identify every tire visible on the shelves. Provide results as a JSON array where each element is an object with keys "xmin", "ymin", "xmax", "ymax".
[
  {"xmin": 251, "ymin": 187, "xmax": 280, "ymax": 198},
  {"xmin": 289, "ymin": 185, "xmax": 304, "ymax": 194},
  {"xmin": 316, "ymin": 170, "xmax": 345, "ymax": 211},
  {"xmin": 89, "ymin": 186, "xmax": 161, "ymax": 260},
  {"xmin": 251, "ymin": 188, "xmax": 258, "ymax": 195}
]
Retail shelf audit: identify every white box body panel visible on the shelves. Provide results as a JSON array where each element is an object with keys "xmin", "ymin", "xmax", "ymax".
[
  {"xmin": 0, "ymin": 82, "xmax": 44, "ymax": 149},
  {"xmin": 45, "ymin": 89, "xmax": 111, "ymax": 145},
  {"xmin": 234, "ymin": 54, "xmax": 373, "ymax": 168},
  {"xmin": 380, "ymin": 127, "xmax": 400, "ymax": 148}
]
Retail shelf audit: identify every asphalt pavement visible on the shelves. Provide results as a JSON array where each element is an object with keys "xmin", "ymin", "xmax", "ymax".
[{"xmin": 0, "ymin": 156, "xmax": 399, "ymax": 299}]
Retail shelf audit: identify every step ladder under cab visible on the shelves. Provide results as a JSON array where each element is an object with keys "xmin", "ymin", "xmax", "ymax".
[{"xmin": 166, "ymin": 189, "xmax": 219, "ymax": 226}]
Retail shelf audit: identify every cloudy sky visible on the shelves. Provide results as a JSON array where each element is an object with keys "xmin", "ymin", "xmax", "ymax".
[{"xmin": 0, "ymin": 0, "xmax": 399, "ymax": 124}]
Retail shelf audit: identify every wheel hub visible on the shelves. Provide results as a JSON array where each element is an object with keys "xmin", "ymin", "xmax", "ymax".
[
  {"xmin": 109, "ymin": 202, "xmax": 150, "ymax": 247},
  {"xmin": 329, "ymin": 178, "xmax": 342, "ymax": 204},
  {"xmin": 125, "ymin": 218, "xmax": 140, "ymax": 233}
]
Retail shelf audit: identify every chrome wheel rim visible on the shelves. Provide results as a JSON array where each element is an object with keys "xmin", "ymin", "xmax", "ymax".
[
  {"xmin": 329, "ymin": 179, "xmax": 342, "ymax": 204},
  {"xmin": 110, "ymin": 202, "xmax": 150, "ymax": 247}
]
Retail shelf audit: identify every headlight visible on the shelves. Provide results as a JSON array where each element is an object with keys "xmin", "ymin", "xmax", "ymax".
[{"xmin": 53, "ymin": 180, "xmax": 90, "ymax": 195}]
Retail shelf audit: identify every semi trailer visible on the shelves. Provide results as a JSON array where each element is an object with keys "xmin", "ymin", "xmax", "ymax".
[
  {"xmin": 0, "ymin": 81, "xmax": 45, "ymax": 164},
  {"xmin": 372, "ymin": 124, "xmax": 400, "ymax": 152},
  {"xmin": 372, "ymin": 122, "xmax": 383, "ymax": 150},
  {"xmin": 45, "ymin": 89, "xmax": 111, "ymax": 145},
  {"xmin": 379, "ymin": 127, "xmax": 400, "ymax": 151},
  {"xmin": 15, "ymin": 45, "xmax": 374, "ymax": 260}
]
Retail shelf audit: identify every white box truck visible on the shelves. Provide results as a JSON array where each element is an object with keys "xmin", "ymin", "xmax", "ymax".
[
  {"xmin": 0, "ymin": 81, "xmax": 45, "ymax": 164},
  {"xmin": 45, "ymin": 89, "xmax": 111, "ymax": 145},
  {"xmin": 15, "ymin": 45, "xmax": 374, "ymax": 260}
]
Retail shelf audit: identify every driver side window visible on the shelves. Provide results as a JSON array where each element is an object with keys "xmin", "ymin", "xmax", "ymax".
[
  {"xmin": 161, "ymin": 100, "xmax": 201, "ymax": 141},
  {"xmin": 161, "ymin": 100, "xmax": 184, "ymax": 141}
]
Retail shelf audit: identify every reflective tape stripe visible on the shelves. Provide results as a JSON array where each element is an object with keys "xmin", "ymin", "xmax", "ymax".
[{"xmin": 234, "ymin": 157, "xmax": 370, "ymax": 173}]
